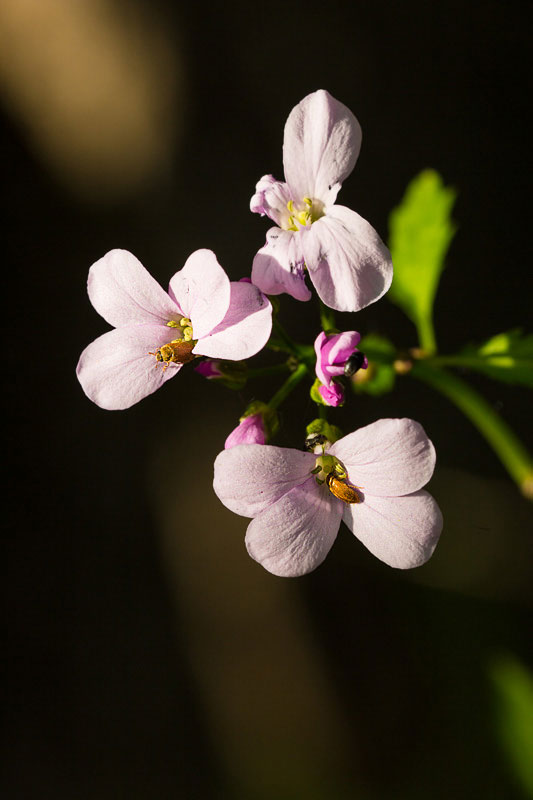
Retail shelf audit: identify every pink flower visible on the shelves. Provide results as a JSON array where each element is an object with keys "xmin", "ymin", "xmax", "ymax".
[
  {"xmin": 312, "ymin": 330, "xmax": 367, "ymax": 407},
  {"xmin": 224, "ymin": 401, "xmax": 278, "ymax": 449},
  {"xmin": 225, "ymin": 414, "xmax": 266, "ymax": 449},
  {"xmin": 214, "ymin": 419, "xmax": 443, "ymax": 577},
  {"xmin": 250, "ymin": 90, "xmax": 393, "ymax": 312},
  {"xmin": 317, "ymin": 381, "xmax": 345, "ymax": 407},
  {"xmin": 314, "ymin": 330, "xmax": 368, "ymax": 386},
  {"xmin": 77, "ymin": 249, "xmax": 272, "ymax": 409}
]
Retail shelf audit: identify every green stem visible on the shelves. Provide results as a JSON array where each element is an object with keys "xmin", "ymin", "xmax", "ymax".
[
  {"xmin": 428, "ymin": 355, "xmax": 532, "ymax": 370},
  {"xmin": 319, "ymin": 299, "xmax": 337, "ymax": 333},
  {"xmin": 268, "ymin": 363, "xmax": 309, "ymax": 411},
  {"xmin": 416, "ymin": 314, "xmax": 437, "ymax": 355},
  {"xmin": 271, "ymin": 319, "xmax": 300, "ymax": 356},
  {"xmin": 246, "ymin": 363, "xmax": 292, "ymax": 380},
  {"xmin": 410, "ymin": 362, "xmax": 533, "ymax": 499}
]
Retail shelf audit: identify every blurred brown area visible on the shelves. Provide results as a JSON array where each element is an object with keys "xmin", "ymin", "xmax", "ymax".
[
  {"xmin": 3, "ymin": 0, "xmax": 532, "ymax": 798},
  {"xmin": 0, "ymin": 0, "xmax": 181, "ymax": 198}
]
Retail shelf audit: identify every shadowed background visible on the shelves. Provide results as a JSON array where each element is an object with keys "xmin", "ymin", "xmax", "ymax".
[{"xmin": 3, "ymin": 0, "xmax": 532, "ymax": 797}]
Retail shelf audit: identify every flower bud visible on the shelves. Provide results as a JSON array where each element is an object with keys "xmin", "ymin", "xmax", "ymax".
[
  {"xmin": 194, "ymin": 359, "xmax": 247, "ymax": 390},
  {"xmin": 224, "ymin": 401, "xmax": 279, "ymax": 449}
]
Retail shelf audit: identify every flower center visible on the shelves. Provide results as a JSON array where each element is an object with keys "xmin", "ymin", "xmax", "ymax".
[
  {"xmin": 149, "ymin": 318, "xmax": 197, "ymax": 370},
  {"xmin": 284, "ymin": 197, "xmax": 325, "ymax": 232},
  {"xmin": 312, "ymin": 454, "xmax": 360, "ymax": 504}
]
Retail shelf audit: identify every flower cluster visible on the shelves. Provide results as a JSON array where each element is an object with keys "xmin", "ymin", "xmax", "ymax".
[{"xmin": 77, "ymin": 90, "xmax": 443, "ymax": 577}]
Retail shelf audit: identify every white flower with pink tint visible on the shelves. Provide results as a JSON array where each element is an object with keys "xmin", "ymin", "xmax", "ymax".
[
  {"xmin": 251, "ymin": 90, "xmax": 393, "ymax": 312},
  {"xmin": 77, "ymin": 249, "xmax": 272, "ymax": 409},
  {"xmin": 214, "ymin": 419, "xmax": 443, "ymax": 577}
]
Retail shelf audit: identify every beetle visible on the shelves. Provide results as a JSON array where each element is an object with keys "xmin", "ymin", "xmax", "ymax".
[
  {"xmin": 326, "ymin": 472, "xmax": 361, "ymax": 504},
  {"xmin": 344, "ymin": 350, "xmax": 366, "ymax": 377},
  {"xmin": 150, "ymin": 339, "xmax": 196, "ymax": 371}
]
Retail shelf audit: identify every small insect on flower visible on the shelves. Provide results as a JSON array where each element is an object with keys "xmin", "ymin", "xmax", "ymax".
[
  {"xmin": 326, "ymin": 472, "xmax": 361, "ymax": 504},
  {"xmin": 344, "ymin": 350, "xmax": 367, "ymax": 377},
  {"xmin": 150, "ymin": 340, "xmax": 196, "ymax": 371},
  {"xmin": 305, "ymin": 432, "xmax": 328, "ymax": 451}
]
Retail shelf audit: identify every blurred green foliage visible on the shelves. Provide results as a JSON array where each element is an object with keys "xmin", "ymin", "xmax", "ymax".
[
  {"xmin": 490, "ymin": 656, "xmax": 533, "ymax": 798},
  {"xmin": 388, "ymin": 169, "xmax": 457, "ymax": 353},
  {"xmin": 352, "ymin": 333, "xmax": 396, "ymax": 396},
  {"xmin": 458, "ymin": 330, "xmax": 533, "ymax": 388}
]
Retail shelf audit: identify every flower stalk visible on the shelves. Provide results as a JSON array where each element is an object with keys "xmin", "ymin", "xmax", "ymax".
[
  {"xmin": 410, "ymin": 362, "xmax": 533, "ymax": 499},
  {"xmin": 268, "ymin": 363, "xmax": 309, "ymax": 411}
]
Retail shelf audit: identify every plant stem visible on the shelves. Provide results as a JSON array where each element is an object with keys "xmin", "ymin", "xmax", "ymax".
[
  {"xmin": 428, "ymin": 355, "xmax": 532, "ymax": 370},
  {"xmin": 319, "ymin": 299, "xmax": 337, "ymax": 333},
  {"xmin": 410, "ymin": 362, "xmax": 533, "ymax": 499},
  {"xmin": 416, "ymin": 314, "xmax": 437, "ymax": 356},
  {"xmin": 271, "ymin": 319, "xmax": 300, "ymax": 356},
  {"xmin": 246, "ymin": 363, "xmax": 292, "ymax": 380},
  {"xmin": 268, "ymin": 363, "xmax": 309, "ymax": 411}
]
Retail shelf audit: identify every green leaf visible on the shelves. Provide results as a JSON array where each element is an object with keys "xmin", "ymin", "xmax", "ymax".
[
  {"xmin": 351, "ymin": 334, "xmax": 396, "ymax": 396},
  {"xmin": 457, "ymin": 330, "xmax": 533, "ymax": 388},
  {"xmin": 489, "ymin": 656, "xmax": 533, "ymax": 797},
  {"xmin": 388, "ymin": 169, "xmax": 457, "ymax": 353}
]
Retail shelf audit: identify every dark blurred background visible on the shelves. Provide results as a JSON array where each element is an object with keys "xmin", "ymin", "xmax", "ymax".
[{"xmin": 3, "ymin": 1, "xmax": 532, "ymax": 798}]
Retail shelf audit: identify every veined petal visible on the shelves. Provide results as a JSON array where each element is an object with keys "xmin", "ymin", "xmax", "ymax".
[
  {"xmin": 342, "ymin": 490, "xmax": 443, "ymax": 569},
  {"xmin": 250, "ymin": 175, "xmax": 292, "ymax": 228},
  {"xmin": 88, "ymin": 249, "xmax": 181, "ymax": 328},
  {"xmin": 213, "ymin": 444, "xmax": 315, "ymax": 517},
  {"xmin": 245, "ymin": 478, "xmax": 343, "ymax": 577},
  {"xmin": 283, "ymin": 89, "xmax": 362, "ymax": 206},
  {"xmin": 194, "ymin": 281, "xmax": 272, "ymax": 360},
  {"xmin": 168, "ymin": 249, "xmax": 231, "ymax": 339},
  {"xmin": 76, "ymin": 324, "xmax": 182, "ymax": 410},
  {"xmin": 329, "ymin": 419, "xmax": 436, "ymax": 497},
  {"xmin": 301, "ymin": 205, "xmax": 393, "ymax": 312},
  {"xmin": 251, "ymin": 227, "xmax": 312, "ymax": 301}
]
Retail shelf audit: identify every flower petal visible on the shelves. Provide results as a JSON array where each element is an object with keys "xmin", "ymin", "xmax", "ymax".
[
  {"xmin": 314, "ymin": 330, "xmax": 362, "ymax": 385},
  {"xmin": 245, "ymin": 478, "xmax": 343, "ymax": 577},
  {"xmin": 250, "ymin": 175, "xmax": 293, "ymax": 228},
  {"xmin": 213, "ymin": 444, "xmax": 315, "ymax": 517},
  {"xmin": 301, "ymin": 205, "xmax": 393, "ymax": 312},
  {"xmin": 329, "ymin": 419, "xmax": 436, "ymax": 497},
  {"xmin": 342, "ymin": 490, "xmax": 443, "ymax": 569},
  {"xmin": 168, "ymin": 249, "xmax": 231, "ymax": 339},
  {"xmin": 283, "ymin": 89, "xmax": 362, "ymax": 206},
  {"xmin": 224, "ymin": 415, "xmax": 266, "ymax": 449},
  {"xmin": 88, "ymin": 249, "xmax": 181, "ymax": 328},
  {"xmin": 194, "ymin": 281, "xmax": 272, "ymax": 359},
  {"xmin": 251, "ymin": 227, "xmax": 312, "ymax": 301},
  {"xmin": 76, "ymin": 324, "xmax": 182, "ymax": 410}
]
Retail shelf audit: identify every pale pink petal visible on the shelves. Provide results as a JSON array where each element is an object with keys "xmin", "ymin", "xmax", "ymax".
[
  {"xmin": 88, "ymin": 249, "xmax": 181, "ymax": 328},
  {"xmin": 213, "ymin": 445, "xmax": 315, "ymax": 517},
  {"xmin": 283, "ymin": 90, "xmax": 362, "ymax": 206},
  {"xmin": 342, "ymin": 490, "xmax": 443, "ymax": 569},
  {"xmin": 194, "ymin": 281, "xmax": 272, "ymax": 359},
  {"xmin": 224, "ymin": 415, "xmax": 265, "ymax": 449},
  {"xmin": 250, "ymin": 175, "xmax": 292, "ymax": 227},
  {"xmin": 168, "ymin": 249, "xmax": 230, "ymax": 339},
  {"xmin": 245, "ymin": 478, "xmax": 343, "ymax": 577},
  {"xmin": 251, "ymin": 227, "xmax": 312, "ymax": 301},
  {"xmin": 301, "ymin": 205, "xmax": 393, "ymax": 312},
  {"xmin": 329, "ymin": 419, "xmax": 436, "ymax": 497},
  {"xmin": 76, "ymin": 324, "xmax": 182, "ymax": 410}
]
